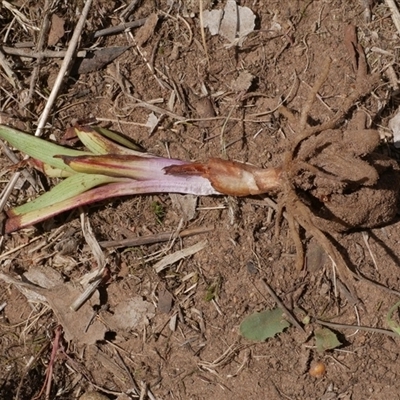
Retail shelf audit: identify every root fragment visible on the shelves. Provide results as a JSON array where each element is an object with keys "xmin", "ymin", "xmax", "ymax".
[
  {"xmin": 286, "ymin": 193, "xmax": 359, "ymax": 296},
  {"xmin": 274, "ymin": 35, "xmax": 400, "ymax": 299},
  {"xmin": 287, "ymin": 212, "xmax": 304, "ymax": 271},
  {"xmin": 298, "ymin": 57, "xmax": 332, "ymax": 133}
]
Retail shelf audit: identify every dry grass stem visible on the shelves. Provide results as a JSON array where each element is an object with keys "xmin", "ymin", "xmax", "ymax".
[
  {"xmin": 362, "ymin": 231, "xmax": 379, "ymax": 270},
  {"xmin": 385, "ymin": 0, "xmax": 400, "ymax": 35},
  {"xmin": 0, "ymin": 236, "xmax": 42, "ymax": 260},
  {"xmin": 0, "ymin": 48, "xmax": 21, "ymax": 89},
  {"xmin": 35, "ymin": 0, "xmax": 93, "ymax": 136},
  {"xmin": 22, "ymin": 0, "xmax": 52, "ymax": 110},
  {"xmin": 199, "ymin": 0, "xmax": 210, "ymax": 65},
  {"xmin": 1, "ymin": 46, "xmax": 87, "ymax": 59},
  {"xmin": 315, "ymin": 318, "xmax": 399, "ymax": 338},
  {"xmin": 99, "ymin": 225, "xmax": 214, "ymax": 248},
  {"xmin": 262, "ymin": 279, "xmax": 305, "ymax": 333}
]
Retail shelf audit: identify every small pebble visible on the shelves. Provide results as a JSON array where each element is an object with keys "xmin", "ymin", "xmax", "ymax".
[{"xmin": 309, "ymin": 361, "xmax": 326, "ymax": 378}]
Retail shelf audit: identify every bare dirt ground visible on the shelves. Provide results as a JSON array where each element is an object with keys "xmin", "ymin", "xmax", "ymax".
[{"xmin": 2, "ymin": 1, "xmax": 400, "ymax": 399}]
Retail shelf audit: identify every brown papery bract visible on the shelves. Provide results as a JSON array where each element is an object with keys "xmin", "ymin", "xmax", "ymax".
[{"xmin": 165, "ymin": 158, "xmax": 282, "ymax": 196}]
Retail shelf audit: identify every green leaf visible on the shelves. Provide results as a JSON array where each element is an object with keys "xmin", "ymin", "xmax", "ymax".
[
  {"xmin": 239, "ymin": 308, "xmax": 291, "ymax": 341},
  {"xmin": 0, "ymin": 124, "xmax": 89, "ymax": 172},
  {"xmin": 386, "ymin": 300, "xmax": 400, "ymax": 336},
  {"xmin": 5, "ymin": 175, "xmax": 128, "ymax": 232},
  {"xmin": 10, "ymin": 173, "xmax": 118, "ymax": 216},
  {"xmin": 314, "ymin": 328, "xmax": 341, "ymax": 352}
]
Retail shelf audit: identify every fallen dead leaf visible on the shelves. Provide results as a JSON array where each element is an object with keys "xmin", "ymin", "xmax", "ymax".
[
  {"xmin": 76, "ymin": 46, "xmax": 131, "ymax": 74},
  {"xmin": 48, "ymin": 14, "xmax": 65, "ymax": 46},
  {"xmin": 202, "ymin": 0, "xmax": 256, "ymax": 46},
  {"xmin": 104, "ymin": 297, "xmax": 155, "ymax": 331},
  {"xmin": 0, "ymin": 269, "xmax": 106, "ymax": 345},
  {"xmin": 45, "ymin": 283, "xmax": 106, "ymax": 345},
  {"xmin": 231, "ymin": 70, "xmax": 254, "ymax": 92},
  {"xmin": 135, "ymin": 12, "xmax": 159, "ymax": 46},
  {"xmin": 169, "ymin": 193, "xmax": 198, "ymax": 221},
  {"xmin": 157, "ymin": 287, "xmax": 174, "ymax": 313}
]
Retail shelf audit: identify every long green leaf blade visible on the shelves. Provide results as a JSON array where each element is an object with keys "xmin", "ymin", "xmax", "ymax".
[
  {"xmin": 10, "ymin": 174, "xmax": 119, "ymax": 216},
  {"xmin": 0, "ymin": 124, "xmax": 89, "ymax": 172},
  {"xmin": 5, "ymin": 176, "xmax": 219, "ymax": 233}
]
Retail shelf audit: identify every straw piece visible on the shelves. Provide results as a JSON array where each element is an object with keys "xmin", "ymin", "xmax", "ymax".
[
  {"xmin": 153, "ymin": 240, "xmax": 207, "ymax": 273},
  {"xmin": 1, "ymin": 46, "xmax": 87, "ymax": 58},
  {"xmin": 385, "ymin": 0, "xmax": 400, "ymax": 36},
  {"xmin": 35, "ymin": 0, "xmax": 93, "ymax": 136}
]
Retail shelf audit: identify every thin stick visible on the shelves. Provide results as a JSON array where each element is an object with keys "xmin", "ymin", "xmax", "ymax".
[
  {"xmin": 0, "ymin": 235, "xmax": 42, "ymax": 259},
  {"xmin": 1, "ymin": 46, "xmax": 87, "ymax": 59},
  {"xmin": 21, "ymin": 0, "xmax": 51, "ymax": 110},
  {"xmin": 199, "ymin": 0, "xmax": 210, "ymax": 65},
  {"xmin": 35, "ymin": 0, "xmax": 93, "ymax": 137},
  {"xmin": 93, "ymin": 18, "xmax": 146, "ymax": 38},
  {"xmin": 120, "ymin": 0, "xmax": 141, "ymax": 20},
  {"xmin": 0, "ymin": 141, "xmax": 39, "ymax": 189},
  {"xmin": 132, "ymin": 100, "xmax": 185, "ymax": 121},
  {"xmin": 315, "ymin": 318, "xmax": 399, "ymax": 338},
  {"xmin": 261, "ymin": 279, "xmax": 305, "ymax": 333},
  {"xmin": 99, "ymin": 225, "xmax": 214, "ymax": 248},
  {"xmin": 362, "ymin": 231, "xmax": 379, "ymax": 271},
  {"xmin": 0, "ymin": 173, "xmax": 21, "ymax": 213}
]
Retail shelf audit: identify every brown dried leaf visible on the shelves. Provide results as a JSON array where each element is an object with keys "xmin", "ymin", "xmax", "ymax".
[
  {"xmin": 169, "ymin": 193, "xmax": 197, "ymax": 221},
  {"xmin": 48, "ymin": 14, "xmax": 65, "ymax": 46},
  {"xmin": 231, "ymin": 71, "xmax": 254, "ymax": 93},
  {"xmin": 104, "ymin": 297, "xmax": 155, "ymax": 331},
  {"xmin": 157, "ymin": 288, "xmax": 174, "ymax": 314},
  {"xmin": 44, "ymin": 283, "xmax": 106, "ymax": 345},
  {"xmin": 77, "ymin": 47, "xmax": 130, "ymax": 74},
  {"xmin": 135, "ymin": 13, "xmax": 159, "ymax": 46},
  {"xmin": 0, "ymin": 271, "xmax": 106, "ymax": 346}
]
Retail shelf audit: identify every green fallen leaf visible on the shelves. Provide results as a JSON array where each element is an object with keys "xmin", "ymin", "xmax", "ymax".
[
  {"xmin": 386, "ymin": 300, "xmax": 400, "ymax": 336},
  {"xmin": 239, "ymin": 308, "xmax": 291, "ymax": 341},
  {"xmin": 314, "ymin": 327, "xmax": 341, "ymax": 352}
]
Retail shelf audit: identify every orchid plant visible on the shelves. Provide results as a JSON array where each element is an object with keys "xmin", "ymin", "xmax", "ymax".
[{"xmin": 0, "ymin": 124, "xmax": 282, "ymax": 233}]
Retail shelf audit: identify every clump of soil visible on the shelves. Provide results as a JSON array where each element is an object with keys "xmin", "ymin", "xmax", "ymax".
[{"xmin": 291, "ymin": 127, "xmax": 400, "ymax": 233}]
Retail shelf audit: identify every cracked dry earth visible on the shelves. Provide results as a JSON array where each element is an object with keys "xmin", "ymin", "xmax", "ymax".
[{"xmin": 2, "ymin": 1, "xmax": 400, "ymax": 400}]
